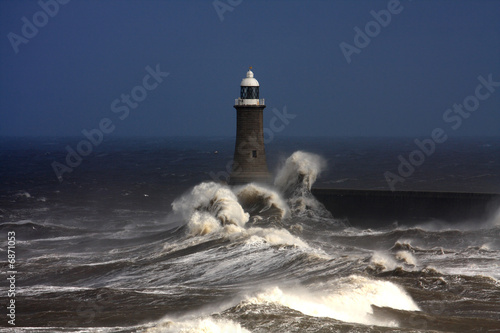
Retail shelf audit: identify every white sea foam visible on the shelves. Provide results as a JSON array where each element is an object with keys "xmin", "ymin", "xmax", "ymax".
[
  {"xmin": 172, "ymin": 182, "xmax": 249, "ymax": 235},
  {"xmin": 370, "ymin": 251, "xmax": 398, "ymax": 271},
  {"xmin": 274, "ymin": 151, "xmax": 326, "ymax": 193},
  {"xmin": 396, "ymin": 250, "xmax": 418, "ymax": 266},
  {"xmin": 171, "ymin": 150, "xmax": 333, "ymax": 237},
  {"xmin": 189, "ymin": 223, "xmax": 310, "ymax": 248},
  {"xmin": 274, "ymin": 151, "xmax": 331, "ymax": 218},
  {"xmin": 186, "ymin": 211, "xmax": 223, "ymax": 236},
  {"xmin": 145, "ymin": 317, "xmax": 250, "ymax": 333},
  {"xmin": 245, "ymin": 275, "xmax": 419, "ymax": 327},
  {"xmin": 480, "ymin": 243, "xmax": 493, "ymax": 251},
  {"xmin": 244, "ymin": 227, "xmax": 309, "ymax": 248},
  {"xmin": 371, "ymin": 250, "xmax": 417, "ymax": 270}
]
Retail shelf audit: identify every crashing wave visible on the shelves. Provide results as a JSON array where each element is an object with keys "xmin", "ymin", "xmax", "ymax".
[
  {"xmin": 170, "ymin": 150, "xmax": 336, "ymax": 236},
  {"xmin": 244, "ymin": 275, "xmax": 419, "ymax": 327},
  {"xmin": 172, "ymin": 182, "xmax": 249, "ymax": 235},
  {"xmin": 234, "ymin": 183, "xmax": 290, "ymax": 219},
  {"xmin": 274, "ymin": 151, "xmax": 326, "ymax": 195},
  {"xmin": 274, "ymin": 151, "xmax": 331, "ymax": 218}
]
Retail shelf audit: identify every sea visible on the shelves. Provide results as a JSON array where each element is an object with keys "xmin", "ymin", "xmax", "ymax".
[{"xmin": 1, "ymin": 136, "xmax": 499, "ymax": 333}]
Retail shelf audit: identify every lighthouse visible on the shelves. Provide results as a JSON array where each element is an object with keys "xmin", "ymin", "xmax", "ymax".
[{"xmin": 229, "ymin": 68, "xmax": 271, "ymax": 185}]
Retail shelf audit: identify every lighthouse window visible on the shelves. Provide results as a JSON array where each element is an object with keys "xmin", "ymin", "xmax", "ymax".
[
  {"xmin": 252, "ymin": 150, "xmax": 257, "ymax": 158},
  {"xmin": 240, "ymin": 86, "xmax": 259, "ymax": 99}
]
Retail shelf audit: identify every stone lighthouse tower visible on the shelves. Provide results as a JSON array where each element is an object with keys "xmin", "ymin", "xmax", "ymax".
[{"xmin": 229, "ymin": 68, "xmax": 271, "ymax": 185}]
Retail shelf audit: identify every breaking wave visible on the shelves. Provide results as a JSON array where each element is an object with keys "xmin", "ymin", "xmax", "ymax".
[
  {"xmin": 274, "ymin": 151, "xmax": 326, "ymax": 194},
  {"xmin": 234, "ymin": 183, "xmax": 289, "ymax": 219},
  {"xmin": 395, "ymin": 250, "xmax": 418, "ymax": 266},
  {"xmin": 242, "ymin": 227, "xmax": 309, "ymax": 248},
  {"xmin": 244, "ymin": 275, "xmax": 420, "ymax": 327},
  {"xmin": 161, "ymin": 151, "xmax": 431, "ymax": 329},
  {"xmin": 369, "ymin": 251, "xmax": 399, "ymax": 272},
  {"xmin": 171, "ymin": 150, "xmax": 332, "ymax": 236},
  {"xmin": 171, "ymin": 182, "xmax": 250, "ymax": 235},
  {"xmin": 369, "ymin": 251, "xmax": 418, "ymax": 273},
  {"xmin": 274, "ymin": 151, "xmax": 331, "ymax": 218}
]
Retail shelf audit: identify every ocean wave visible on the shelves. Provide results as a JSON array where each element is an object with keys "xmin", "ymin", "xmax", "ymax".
[
  {"xmin": 0, "ymin": 220, "xmax": 87, "ymax": 240},
  {"xmin": 395, "ymin": 250, "xmax": 418, "ymax": 266},
  {"xmin": 243, "ymin": 275, "xmax": 420, "ymax": 327},
  {"xmin": 369, "ymin": 251, "xmax": 399, "ymax": 272},
  {"xmin": 170, "ymin": 150, "xmax": 337, "ymax": 240},
  {"xmin": 234, "ymin": 183, "xmax": 289, "ymax": 219},
  {"xmin": 172, "ymin": 182, "xmax": 250, "ymax": 235},
  {"xmin": 390, "ymin": 240, "xmax": 453, "ymax": 255},
  {"xmin": 274, "ymin": 151, "xmax": 326, "ymax": 194},
  {"xmin": 274, "ymin": 151, "xmax": 331, "ymax": 219},
  {"xmin": 242, "ymin": 227, "xmax": 309, "ymax": 248}
]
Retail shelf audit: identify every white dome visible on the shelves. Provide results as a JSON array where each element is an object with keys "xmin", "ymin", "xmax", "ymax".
[{"xmin": 240, "ymin": 69, "xmax": 259, "ymax": 87}]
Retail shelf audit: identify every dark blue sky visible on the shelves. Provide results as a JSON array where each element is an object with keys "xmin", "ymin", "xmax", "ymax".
[{"xmin": 1, "ymin": 0, "xmax": 499, "ymax": 137}]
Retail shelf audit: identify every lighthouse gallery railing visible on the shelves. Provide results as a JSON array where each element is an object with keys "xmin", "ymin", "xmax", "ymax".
[{"xmin": 234, "ymin": 98, "xmax": 265, "ymax": 106}]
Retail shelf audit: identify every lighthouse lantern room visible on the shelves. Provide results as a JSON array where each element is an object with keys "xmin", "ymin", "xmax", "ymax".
[{"xmin": 235, "ymin": 67, "xmax": 265, "ymax": 106}]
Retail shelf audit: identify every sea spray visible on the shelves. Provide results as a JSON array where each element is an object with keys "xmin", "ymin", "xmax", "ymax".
[
  {"xmin": 171, "ymin": 150, "xmax": 333, "ymax": 237},
  {"xmin": 396, "ymin": 250, "xmax": 418, "ymax": 266},
  {"xmin": 172, "ymin": 182, "xmax": 249, "ymax": 235},
  {"xmin": 274, "ymin": 151, "xmax": 326, "ymax": 194},
  {"xmin": 487, "ymin": 206, "xmax": 500, "ymax": 228},
  {"xmin": 369, "ymin": 250, "xmax": 418, "ymax": 273},
  {"xmin": 274, "ymin": 151, "xmax": 331, "ymax": 218},
  {"xmin": 369, "ymin": 251, "xmax": 399, "ymax": 272},
  {"xmin": 186, "ymin": 211, "xmax": 223, "ymax": 236},
  {"xmin": 170, "ymin": 182, "xmax": 299, "ymax": 242}
]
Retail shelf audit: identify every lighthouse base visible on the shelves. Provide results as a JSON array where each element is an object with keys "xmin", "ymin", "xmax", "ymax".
[{"xmin": 229, "ymin": 171, "xmax": 272, "ymax": 186}]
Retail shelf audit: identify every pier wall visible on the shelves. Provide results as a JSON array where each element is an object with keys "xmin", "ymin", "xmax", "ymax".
[{"xmin": 311, "ymin": 188, "xmax": 500, "ymax": 228}]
